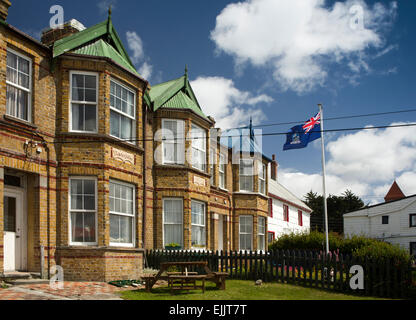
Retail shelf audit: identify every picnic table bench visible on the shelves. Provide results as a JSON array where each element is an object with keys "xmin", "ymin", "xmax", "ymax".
[
  {"xmin": 168, "ymin": 274, "xmax": 207, "ymax": 294},
  {"xmin": 142, "ymin": 261, "xmax": 229, "ymax": 293}
]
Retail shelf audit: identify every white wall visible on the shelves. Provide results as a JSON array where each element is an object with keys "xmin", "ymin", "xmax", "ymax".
[
  {"xmin": 343, "ymin": 199, "xmax": 416, "ymax": 253},
  {"xmin": 268, "ymin": 198, "xmax": 310, "ymax": 240}
]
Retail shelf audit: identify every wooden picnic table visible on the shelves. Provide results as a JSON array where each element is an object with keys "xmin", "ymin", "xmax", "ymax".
[{"xmin": 143, "ymin": 261, "xmax": 228, "ymax": 292}]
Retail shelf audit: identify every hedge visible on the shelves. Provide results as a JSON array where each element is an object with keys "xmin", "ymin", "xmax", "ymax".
[{"xmin": 268, "ymin": 231, "xmax": 413, "ymax": 266}]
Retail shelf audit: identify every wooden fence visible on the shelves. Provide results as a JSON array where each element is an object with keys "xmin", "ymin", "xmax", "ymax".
[{"xmin": 145, "ymin": 249, "xmax": 413, "ymax": 299}]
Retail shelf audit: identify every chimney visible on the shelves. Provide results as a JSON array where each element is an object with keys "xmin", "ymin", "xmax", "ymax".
[
  {"xmin": 271, "ymin": 154, "xmax": 278, "ymax": 181},
  {"xmin": 0, "ymin": 0, "xmax": 11, "ymax": 21},
  {"xmin": 384, "ymin": 181, "xmax": 406, "ymax": 203},
  {"xmin": 41, "ymin": 19, "xmax": 85, "ymax": 46}
]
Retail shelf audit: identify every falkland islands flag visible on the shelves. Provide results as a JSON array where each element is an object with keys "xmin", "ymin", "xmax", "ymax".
[{"xmin": 283, "ymin": 112, "xmax": 322, "ymax": 150}]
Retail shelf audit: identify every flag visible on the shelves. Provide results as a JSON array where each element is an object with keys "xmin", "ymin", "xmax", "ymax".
[{"xmin": 283, "ymin": 112, "xmax": 322, "ymax": 150}]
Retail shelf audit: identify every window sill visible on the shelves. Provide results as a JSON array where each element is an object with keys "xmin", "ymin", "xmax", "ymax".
[
  {"xmin": 58, "ymin": 245, "xmax": 144, "ymax": 253},
  {"xmin": 3, "ymin": 114, "xmax": 37, "ymax": 129},
  {"xmin": 57, "ymin": 132, "xmax": 144, "ymax": 153}
]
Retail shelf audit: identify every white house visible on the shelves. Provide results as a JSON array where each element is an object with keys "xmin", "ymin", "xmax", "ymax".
[
  {"xmin": 267, "ymin": 156, "xmax": 312, "ymax": 243},
  {"xmin": 343, "ymin": 181, "xmax": 416, "ymax": 258}
]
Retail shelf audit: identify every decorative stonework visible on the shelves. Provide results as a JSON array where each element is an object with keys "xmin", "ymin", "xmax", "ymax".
[
  {"xmin": 193, "ymin": 175, "xmax": 206, "ymax": 187},
  {"xmin": 112, "ymin": 147, "xmax": 135, "ymax": 165}
]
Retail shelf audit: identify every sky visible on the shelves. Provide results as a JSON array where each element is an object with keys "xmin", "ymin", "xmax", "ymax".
[{"xmin": 7, "ymin": 0, "xmax": 416, "ymax": 204}]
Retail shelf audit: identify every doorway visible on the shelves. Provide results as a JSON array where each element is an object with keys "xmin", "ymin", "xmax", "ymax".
[
  {"xmin": 3, "ymin": 188, "xmax": 26, "ymax": 272},
  {"xmin": 218, "ymin": 216, "xmax": 224, "ymax": 251}
]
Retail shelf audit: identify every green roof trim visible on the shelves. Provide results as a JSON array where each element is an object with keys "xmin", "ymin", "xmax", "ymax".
[
  {"xmin": 52, "ymin": 17, "xmax": 137, "ymax": 76},
  {"xmin": 148, "ymin": 74, "xmax": 209, "ymax": 121}
]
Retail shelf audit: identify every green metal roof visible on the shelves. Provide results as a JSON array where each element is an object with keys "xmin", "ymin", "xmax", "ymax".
[
  {"xmin": 148, "ymin": 74, "xmax": 210, "ymax": 121},
  {"xmin": 71, "ymin": 39, "xmax": 139, "ymax": 76},
  {"xmin": 52, "ymin": 16, "xmax": 139, "ymax": 77}
]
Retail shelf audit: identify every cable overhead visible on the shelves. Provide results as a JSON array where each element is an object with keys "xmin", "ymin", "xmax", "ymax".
[
  {"xmin": 49, "ymin": 122, "xmax": 416, "ymax": 145},
  {"xmin": 230, "ymin": 108, "xmax": 416, "ymax": 130}
]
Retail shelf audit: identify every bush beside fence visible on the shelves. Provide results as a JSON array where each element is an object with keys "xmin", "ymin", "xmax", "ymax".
[{"xmin": 145, "ymin": 249, "xmax": 413, "ymax": 299}]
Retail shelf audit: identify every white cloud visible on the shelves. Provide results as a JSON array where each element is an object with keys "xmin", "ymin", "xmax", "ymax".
[
  {"xmin": 138, "ymin": 62, "xmax": 153, "ymax": 80},
  {"xmin": 278, "ymin": 123, "xmax": 416, "ymax": 204},
  {"xmin": 190, "ymin": 76, "xmax": 273, "ymax": 129},
  {"xmin": 211, "ymin": 0, "xmax": 397, "ymax": 93},
  {"xmin": 126, "ymin": 31, "xmax": 153, "ymax": 80},
  {"xmin": 325, "ymin": 123, "xmax": 416, "ymax": 183}
]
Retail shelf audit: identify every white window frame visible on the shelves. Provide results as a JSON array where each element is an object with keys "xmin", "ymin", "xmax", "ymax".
[
  {"xmin": 69, "ymin": 70, "xmax": 99, "ymax": 133},
  {"xmin": 162, "ymin": 119, "xmax": 185, "ymax": 165},
  {"xmin": 191, "ymin": 123, "xmax": 207, "ymax": 172},
  {"xmin": 191, "ymin": 200, "xmax": 206, "ymax": 249},
  {"xmin": 239, "ymin": 215, "xmax": 253, "ymax": 251},
  {"xmin": 258, "ymin": 162, "xmax": 266, "ymax": 195},
  {"xmin": 109, "ymin": 179, "xmax": 136, "ymax": 247},
  {"xmin": 68, "ymin": 177, "xmax": 98, "ymax": 246},
  {"xmin": 6, "ymin": 48, "xmax": 32, "ymax": 123},
  {"xmin": 210, "ymin": 148, "xmax": 216, "ymax": 186},
  {"xmin": 163, "ymin": 198, "xmax": 184, "ymax": 248},
  {"xmin": 219, "ymin": 153, "xmax": 226, "ymax": 190},
  {"xmin": 109, "ymin": 78, "xmax": 136, "ymax": 144},
  {"xmin": 239, "ymin": 159, "xmax": 254, "ymax": 192},
  {"xmin": 258, "ymin": 217, "xmax": 266, "ymax": 252}
]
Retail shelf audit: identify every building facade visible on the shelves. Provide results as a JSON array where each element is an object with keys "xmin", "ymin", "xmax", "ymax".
[
  {"xmin": 344, "ymin": 182, "xmax": 416, "ymax": 258},
  {"xmin": 0, "ymin": 2, "xmax": 276, "ymax": 281},
  {"xmin": 267, "ymin": 158, "xmax": 312, "ymax": 242}
]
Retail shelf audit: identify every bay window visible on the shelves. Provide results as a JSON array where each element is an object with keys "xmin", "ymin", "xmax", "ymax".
[
  {"xmin": 210, "ymin": 148, "xmax": 215, "ymax": 185},
  {"xmin": 258, "ymin": 162, "xmax": 266, "ymax": 195},
  {"xmin": 162, "ymin": 119, "xmax": 185, "ymax": 164},
  {"xmin": 70, "ymin": 72, "xmax": 98, "ymax": 132},
  {"xmin": 191, "ymin": 200, "xmax": 206, "ymax": 248},
  {"xmin": 258, "ymin": 217, "xmax": 266, "ymax": 251},
  {"xmin": 163, "ymin": 198, "xmax": 183, "ymax": 247},
  {"xmin": 109, "ymin": 180, "xmax": 135, "ymax": 246},
  {"xmin": 110, "ymin": 80, "xmax": 136, "ymax": 142},
  {"xmin": 219, "ymin": 153, "xmax": 226, "ymax": 189},
  {"xmin": 240, "ymin": 159, "xmax": 254, "ymax": 192},
  {"xmin": 239, "ymin": 215, "xmax": 253, "ymax": 251},
  {"xmin": 191, "ymin": 124, "xmax": 207, "ymax": 171},
  {"xmin": 6, "ymin": 49, "xmax": 32, "ymax": 122},
  {"xmin": 69, "ymin": 178, "xmax": 97, "ymax": 245}
]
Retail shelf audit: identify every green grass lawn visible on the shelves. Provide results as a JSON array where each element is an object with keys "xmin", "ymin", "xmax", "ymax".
[{"xmin": 120, "ymin": 280, "xmax": 389, "ymax": 300}]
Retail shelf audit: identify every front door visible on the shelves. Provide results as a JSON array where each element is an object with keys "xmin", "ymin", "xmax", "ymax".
[
  {"xmin": 3, "ymin": 189, "xmax": 25, "ymax": 272},
  {"xmin": 218, "ymin": 216, "xmax": 224, "ymax": 251}
]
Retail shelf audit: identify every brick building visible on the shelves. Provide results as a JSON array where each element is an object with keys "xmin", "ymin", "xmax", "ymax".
[{"xmin": 0, "ymin": 2, "xmax": 273, "ymax": 281}]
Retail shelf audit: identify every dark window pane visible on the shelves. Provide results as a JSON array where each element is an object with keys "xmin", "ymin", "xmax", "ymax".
[
  {"xmin": 4, "ymin": 197, "xmax": 16, "ymax": 232},
  {"xmin": 84, "ymin": 105, "xmax": 96, "ymax": 131},
  {"xmin": 84, "ymin": 75, "xmax": 96, "ymax": 89},
  {"xmin": 4, "ymin": 175, "xmax": 21, "ymax": 187},
  {"xmin": 72, "ymin": 104, "xmax": 84, "ymax": 131}
]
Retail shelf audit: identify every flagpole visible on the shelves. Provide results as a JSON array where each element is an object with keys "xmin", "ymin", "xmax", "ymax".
[{"xmin": 319, "ymin": 103, "xmax": 330, "ymax": 254}]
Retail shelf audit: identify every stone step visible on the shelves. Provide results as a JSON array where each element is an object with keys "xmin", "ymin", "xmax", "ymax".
[
  {"xmin": 1, "ymin": 272, "xmax": 42, "ymax": 282},
  {"xmin": 4, "ymin": 278, "xmax": 50, "ymax": 286}
]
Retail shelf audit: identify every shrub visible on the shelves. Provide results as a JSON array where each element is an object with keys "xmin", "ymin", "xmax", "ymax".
[
  {"xmin": 352, "ymin": 241, "xmax": 412, "ymax": 266},
  {"xmin": 268, "ymin": 231, "xmax": 412, "ymax": 266},
  {"xmin": 268, "ymin": 230, "xmax": 342, "ymax": 252}
]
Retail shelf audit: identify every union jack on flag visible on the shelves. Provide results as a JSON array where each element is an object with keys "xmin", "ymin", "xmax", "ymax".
[
  {"xmin": 302, "ymin": 112, "xmax": 321, "ymax": 133},
  {"xmin": 283, "ymin": 111, "xmax": 322, "ymax": 151}
]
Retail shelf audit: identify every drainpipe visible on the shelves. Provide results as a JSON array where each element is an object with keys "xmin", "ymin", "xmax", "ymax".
[
  {"xmin": 142, "ymin": 97, "xmax": 148, "ymax": 250},
  {"xmin": 41, "ymin": 142, "xmax": 51, "ymax": 279}
]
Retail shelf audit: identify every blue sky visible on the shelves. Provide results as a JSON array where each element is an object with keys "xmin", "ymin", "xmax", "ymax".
[{"xmin": 7, "ymin": 0, "xmax": 416, "ymax": 203}]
